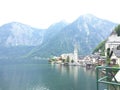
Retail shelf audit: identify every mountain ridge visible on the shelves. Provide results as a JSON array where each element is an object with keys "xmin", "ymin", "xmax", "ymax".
[
  {"xmin": 28, "ymin": 14, "xmax": 117, "ymax": 57},
  {"xmin": 0, "ymin": 14, "xmax": 118, "ymax": 58},
  {"xmin": 0, "ymin": 22, "xmax": 45, "ymax": 46}
]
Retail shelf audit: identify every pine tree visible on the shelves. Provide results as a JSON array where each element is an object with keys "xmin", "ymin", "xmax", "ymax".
[
  {"xmin": 106, "ymin": 48, "xmax": 113, "ymax": 66},
  {"xmin": 115, "ymin": 24, "xmax": 120, "ymax": 36}
]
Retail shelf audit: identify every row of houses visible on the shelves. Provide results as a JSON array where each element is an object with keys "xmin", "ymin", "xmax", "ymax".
[{"xmin": 50, "ymin": 45, "xmax": 80, "ymax": 65}]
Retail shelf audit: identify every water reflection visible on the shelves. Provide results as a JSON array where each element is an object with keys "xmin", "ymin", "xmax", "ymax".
[
  {"xmin": 0, "ymin": 61, "xmax": 98, "ymax": 90},
  {"xmin": 54, "ymin": 64, "xmax": 80, "ymax": 79},
  {"xmin": 0, "ymin": 64, "xmax": 50, "ymax": 90},
  {"xmin": 83, "ymin": 67, "xmax": 96, "ymax": 77},
  {"xmin": 53, "ymin": 64, "xmax": 96, "ymax": 87},
  {"xmin": 54, "ymin": 64, "xmax": 95, "ymax": 76}
]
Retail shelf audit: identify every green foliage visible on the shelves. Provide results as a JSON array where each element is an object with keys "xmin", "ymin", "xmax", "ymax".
[
  {"xmin": 93, "ymin": 40, "xmax": 106, "ymax": 55},
  {"xmin": 66, "ymin": 56, "xmax": 70, "ymax": 62},
  {"xmin": 112, "ymin": 64, "xmax": 119, "ymax": 67},
  {"xmin": 51, "ymin": 58, "xmax": 56, "ymax": 61},
  {"xmin": 71, "ymin": 60, "xmax": 74, "ymax": 63},
  {"xmin": 107, "ymin": 48, "xmax": 110, "ymax": 56},
  {"xmin": 115, "ymin": 24, "xmax": 120, "ymax": 36},
  {"xmin": 62, "ymin": 59, "xmax": 65, "ymax": 63},
  {"xmin": 106, "ymin": 48, "xmax": 113, "ymax": 66}
]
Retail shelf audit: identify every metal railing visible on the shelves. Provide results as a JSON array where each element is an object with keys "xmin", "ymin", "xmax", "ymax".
[{"xmin": 96, "ymin": 66, "xmax": 120, "ymax": 90}]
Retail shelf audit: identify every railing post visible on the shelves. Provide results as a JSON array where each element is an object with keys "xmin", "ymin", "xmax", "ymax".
[
  {"xmin": 96, "ymin": 66, "xmax": 120, "ymax": 90},
  {"xmin": 106, "ymin": 67, "xmax": 109, "ymax": 90}
]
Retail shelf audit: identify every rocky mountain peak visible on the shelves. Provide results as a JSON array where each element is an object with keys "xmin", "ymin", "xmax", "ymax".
[
  {"xmin": 76, "ymin": 14, "xmax": 98, "ymax": 23},
  {"xmin": 0, "ymin": 22, "xmax": 45, "ymax": 46}
]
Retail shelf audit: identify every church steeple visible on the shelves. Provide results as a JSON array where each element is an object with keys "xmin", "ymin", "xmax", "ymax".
[{"xmin": 74, "ymin": 44, "xmax": 78, "ymax": 62}]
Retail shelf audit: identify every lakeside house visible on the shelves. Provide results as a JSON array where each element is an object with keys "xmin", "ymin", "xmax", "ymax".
[
  {"xmin": 111, "ymin": 50, "xmax": 120, "ymax": 66},
  {"xmin": 50, "ymin": 46, "xmax": 106, "ymax": 66},
  {"xmin": 82, "ymin": 54, "xmax": 106, "ymax": 66},
  {"xmin": 105, "ymin": 31, "xmax": 120, "ymax": 66},
  {"xmin": 61, "ymin": 53, "xmax": 74, "ymax": 62}
]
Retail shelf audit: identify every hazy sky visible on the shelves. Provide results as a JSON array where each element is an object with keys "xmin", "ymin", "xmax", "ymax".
[{"xmin": 0, "ymin": 0, "xmax": 120, "ymax": 28}]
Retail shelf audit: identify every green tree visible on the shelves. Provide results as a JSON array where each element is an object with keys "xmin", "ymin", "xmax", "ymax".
[
  {"xmin": 106, "ymin": 48, "xmax": 113, "ymax": 66},
  {"xmin": 115, "ymin": 24, "xmax": 120, "ymax": 36},
  {"xmin": 71, "ymin": 59, "xmax": 74, "ymax": 63},
  {"xmin": 66, "ymin": 56, "xmax": 70, "ymax": 63},
  {"xmin": 62, "ymin": 59, "xmax": 65, "ymax": 63},
  {"xmin": 93, "ymin": 40, "xmax": 106, "ymax": 56}
]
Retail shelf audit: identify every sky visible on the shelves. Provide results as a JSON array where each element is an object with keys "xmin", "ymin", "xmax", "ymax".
[{"xmin": 0, "ymin": 0, "xmax": 120, "ymax": 29}]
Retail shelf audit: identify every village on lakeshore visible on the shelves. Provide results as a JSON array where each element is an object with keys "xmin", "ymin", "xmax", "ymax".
[
  {"xmin": 49, "ymin": 30, "xmax": 120, "ymax": 68},
  {"xmin": 49, "ymin": 28, "xmax": 120, "ymax": 83}
]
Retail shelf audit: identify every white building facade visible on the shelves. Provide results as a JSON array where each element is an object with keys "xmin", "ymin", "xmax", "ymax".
[
  {"xmin": 105, "ymin": 31, "xmax": 120, "ymax": 56},
  {"xmin": 61, "ymin": 44, "xmax": 79, "ymax": 63},
  {"xmin": 61, "ymin": 53, "xmax": 74, "ymax": 62},
  {"xmin": 105, "ymin": 31, "xmax": 120, "ymax": 66},
  {"xmin": 74, "ymin": 45, "xmax": 78, "ymax": 62}
]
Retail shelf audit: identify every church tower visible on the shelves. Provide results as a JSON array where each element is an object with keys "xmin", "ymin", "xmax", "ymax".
[{"xmin": 74, "ymin": 44, "xmax": 78, "ymax": 62}]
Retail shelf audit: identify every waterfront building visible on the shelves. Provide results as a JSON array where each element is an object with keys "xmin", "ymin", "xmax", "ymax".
[
  {"xmin": 61, "ymin": 44, "xmax": 79, "ymax": 62},
  {"xmin": 105, "ymin": 31, "xmax": 120, "ymax": 53},
  {"xmin": 105, "ymin": 31, "xmax": 120, "ymax": 66},
  {"xmin": 61, "ymin": 53, "xmax": 74, "ymax": 62},
  {"xmin": 111, "ymin": 50, "xmax": 120, "ymax": 66}
]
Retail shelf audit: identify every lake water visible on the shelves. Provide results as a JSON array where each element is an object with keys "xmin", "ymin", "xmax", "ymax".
[{"xmin": 0, "ymin": 59, "xmax": 105, "ymax": 90}]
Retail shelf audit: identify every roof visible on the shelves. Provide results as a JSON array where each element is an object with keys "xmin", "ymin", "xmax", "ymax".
[
  {"xmin": 106, "ymin": 41, "xmax": 120, "ymax": 43},
  {"xmin": 106, "ymin": 31, "xmax": 120, "ymax": 43}
]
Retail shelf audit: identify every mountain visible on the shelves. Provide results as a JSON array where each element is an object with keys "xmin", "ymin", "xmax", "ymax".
[
  {"xmin": 28, "ymin": 14, "xmax": 117, "ymax": 58},
  {"xmin": 0, "ymin": 22, "xmax": 45, "ymax": 58},
  {"xmin": 0, "ymin": 14, "xmax": 118, "ymax": 58},
  {"xmin": 0, "ymin": 46, "xmax": 35, "ymax": 58},
  {"xmin": 0, "ymin": 22, "xmax": 45, "ymax": 47},
  {"xmin": 0, "ymin": 21, "xmax": 68, "ymax": 58},
  {"xmin": 27, "ymin": 21, "xmax": 68, "ymax": 58},
  {"xmin": 43, "ymin": 21, "xmax": 68, "ymax": 43}
]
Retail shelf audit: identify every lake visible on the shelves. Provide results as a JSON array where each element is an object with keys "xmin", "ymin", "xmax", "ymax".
[{"xmin": 0, "ymin": 59, "xmax": 105, "ymax": 90}]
